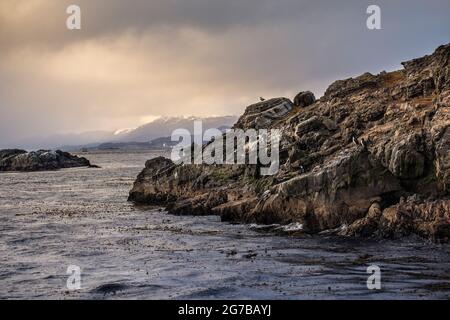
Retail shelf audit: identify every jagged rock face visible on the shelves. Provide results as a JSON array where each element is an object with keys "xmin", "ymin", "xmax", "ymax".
[
  {"xmin": 233, "ymin": 97, "xmax": 293, "ymax": 129},
  {"xmin": 0, "ymin": 149, "xmax": 92, "ymax": 172},
  {"xmin": 343, "ymin": 196, "xmax": 450, "ymax": 243},
  {"xmin": 129, "ymin": 43, "xmax": 450, "ymax": 242}
]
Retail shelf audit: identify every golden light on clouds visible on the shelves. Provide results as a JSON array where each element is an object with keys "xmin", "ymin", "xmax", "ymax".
[{"xmin": 1, "ymin": 0, "xmax": 449, "ymax": 148}]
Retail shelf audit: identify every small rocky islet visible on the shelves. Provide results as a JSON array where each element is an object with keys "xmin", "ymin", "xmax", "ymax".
[
  {"xmin": 0, "ymin": 149, "xmax": 95, "ymax": 172},
  {"xmin": 129, "ymin": 42, "xmax": 450, "ymax": 243}
]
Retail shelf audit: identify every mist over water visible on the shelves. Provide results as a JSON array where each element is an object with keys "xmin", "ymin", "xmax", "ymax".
[{"xmin": 0, "ymin": 151, "xmax": 449, "ymax": 299}]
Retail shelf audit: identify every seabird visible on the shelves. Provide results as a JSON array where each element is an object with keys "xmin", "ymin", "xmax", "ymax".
[
  {"xmin": 300, "ymin": 165, "xmax": 305, "ymax": 174},
  {"xmin": 360, "ymin": 138, "xmax": 367, "ymax": 149},
  {"xmin": 352, "ymin": 136, "xmax": 358, "ymax": 146}
]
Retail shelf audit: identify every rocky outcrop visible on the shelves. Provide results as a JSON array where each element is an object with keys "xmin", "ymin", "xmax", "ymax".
[
  {"xmin": 293, "ymin": 91, "xmax": 316, "ymax": 107},
  {"xmin": 233, "ymin": 97, "xmax": 293, "ymax": 129},
  {"xmin": 129, "ymin": 43, "xmax": 450, "ymax": 242},
  {"xmin": 0, "ymin": 149, "xmax": 94, "ymax": 172}
]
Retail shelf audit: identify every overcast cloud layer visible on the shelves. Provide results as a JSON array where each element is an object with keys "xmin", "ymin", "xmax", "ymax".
[{"xmin": 1, "ymin": 0, "xmax": 450, "ymax": 148}]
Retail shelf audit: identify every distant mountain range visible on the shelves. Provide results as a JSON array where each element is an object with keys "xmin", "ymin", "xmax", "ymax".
[
  {"xmin": 54, "ymin": 116, "xmax": 238, "ymax": 151},
  {"xmin": 112, "ymin": 116, "xmax": 237, "ymax": 142}
]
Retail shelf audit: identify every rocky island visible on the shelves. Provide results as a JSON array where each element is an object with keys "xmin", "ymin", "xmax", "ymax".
[
  {"xmin": 0, "ymin": 149, "xmax": 94, "ymax": 172},
  {"xmin": 129, "ymin": 43, "xmax": 450, "ymax": 242}
]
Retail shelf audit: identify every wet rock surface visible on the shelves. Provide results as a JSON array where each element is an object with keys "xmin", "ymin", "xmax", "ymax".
[
  {"xmin": 129, "ymin": 43, "xmax": 450, "ymax": 242},
  {"xmin": 0, "ymin": 149, "xmax": 94, "ymax": 172}
]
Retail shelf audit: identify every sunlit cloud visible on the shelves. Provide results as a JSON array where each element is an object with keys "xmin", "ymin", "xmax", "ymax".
[{"xmin": 0, "ymin": 0, "xmax": 449, "ymax": 148}]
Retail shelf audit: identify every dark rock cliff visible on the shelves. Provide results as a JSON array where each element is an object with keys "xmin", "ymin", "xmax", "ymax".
[
  {"xmin": 129, "ymin": 43, "xmax": 450, "ymax": 242},
  {"xmin": 0, "ymin": 149, "xmax": 93, "ymax": 172}
]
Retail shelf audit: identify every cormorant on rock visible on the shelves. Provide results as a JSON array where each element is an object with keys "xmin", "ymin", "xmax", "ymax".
[
  {"xmin": 360, "ymin": 138, "xmax": 367, "ymax": 149},
  {"xmin": 352, "ymin": 136, "xmax": 367, "ymax": 149},
  {"xmin": 260, "ymin": 97, "xmax": 266, "ymax": 102}
]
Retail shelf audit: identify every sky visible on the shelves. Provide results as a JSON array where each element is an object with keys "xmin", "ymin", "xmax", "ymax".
[{"xmin": 1, "ymin": 0, "xmax": 450, "ymax": 148}]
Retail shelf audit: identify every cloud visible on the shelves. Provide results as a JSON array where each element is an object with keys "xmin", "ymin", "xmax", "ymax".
[{"xmin": 0, "ymin": 0, "xmax": 449, "ymax": 148}]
